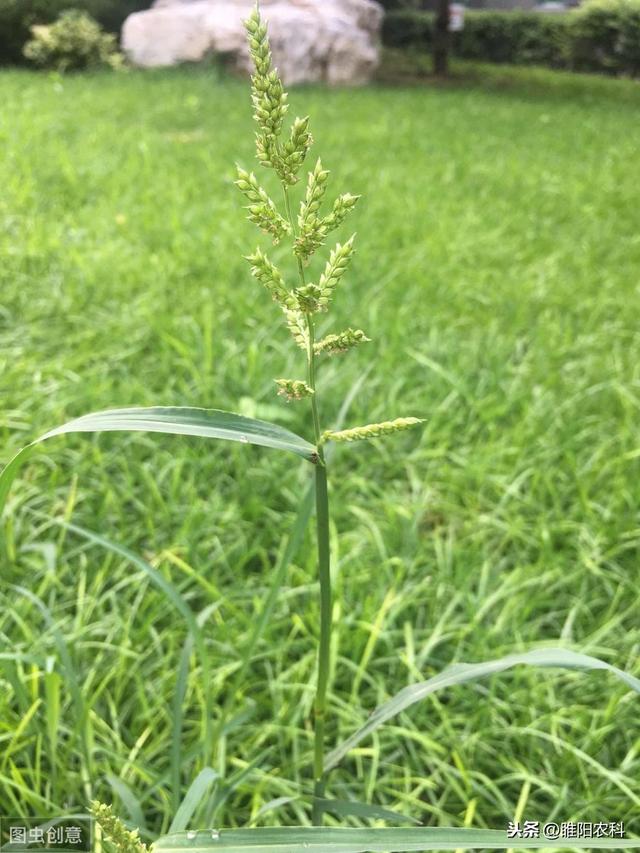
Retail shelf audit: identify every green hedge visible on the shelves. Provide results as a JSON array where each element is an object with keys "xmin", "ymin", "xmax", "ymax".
[
  {"xmin": 377, "ymin": 0, "xmax": 428, "ymax": 9},
  {"xmin": 383, "ymin": 9, "xmax": 571, "ymax": 66},
  {"xmin": 0, "ymin": 0, "xmax": 146, "ymax": 65},
  {"xmin": 382, "ymin": 0, "xmax": 640, "ymax": 76},
  {"xmin": 571, "ymin": 0, "xmax": 640, "ymax": 74},
  {"xmin": 456, "ymin": 11, "xmax": 570, "ymax": 65}
]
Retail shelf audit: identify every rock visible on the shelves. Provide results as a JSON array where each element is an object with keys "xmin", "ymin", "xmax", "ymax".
[{"xmin": 121, "ymin": 0, "xmax": 383, "ymax": 85}]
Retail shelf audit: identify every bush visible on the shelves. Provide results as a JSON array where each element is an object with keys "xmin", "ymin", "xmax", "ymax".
[
  {"xmin": 455, "ymin": 11, "xmax": 570, "ymax": 66},
  {"xmin": 382, "ymin": 4, "xmax": 640, "ymax": 75},
  {"xmin": 0, "ymin": 0, "xmax": 146, "ymax": 65},
  {"xmin": 382, "ymin": 9, "xmax": 570, "ymax": 65},
  {"xmin": 23, "ymin": 9, "xmax": 123, "ymax": 71},
  {"xmin": 569, "ymin": 0, "xmax": 640, "ymax": 75},
  {"xmin": 377, "ymin": 0, "xmax": 427, "ymax": 9},
  {"xmin": 0, "ymin": 0, "xmax": 67, "ymax": 64},
  {"xmin": 382, "ymin": 9, "xmax": 434, "ymax": 48}
]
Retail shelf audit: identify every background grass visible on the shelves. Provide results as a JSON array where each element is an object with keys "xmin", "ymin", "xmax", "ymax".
[{"xmin": 1, "ymin": 62, "xmax": 640, "ymax": 836}]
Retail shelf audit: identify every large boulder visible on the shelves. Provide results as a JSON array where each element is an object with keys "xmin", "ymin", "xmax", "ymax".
[{"xmin": 121, "ymin": 0, "xmax": 384, "ymax": 85}]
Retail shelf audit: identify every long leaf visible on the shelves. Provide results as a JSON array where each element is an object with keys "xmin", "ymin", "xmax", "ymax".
[
  {"xmin": 153, "ymin": 827, "xmax": 640, "ymax": 852},
  {"xmin": 106, "ymin": 773, "xmax": 147, "ymax": 832},
  {"xmin": 59, "ymin": 520, "xmax": 215, "ymax": 767},
  {"xmin": 326, "ymin": 648, "xmax": 640, "ymax": 771},
  {"xmin": 169, "ymin": 767, "xmax": 220, "ymax": 833},
  {"xmin": 0, "ymin": 406, "xmax": 316, "ymax": 517},
  {"xmin": 314, "ymin": 798, "xmax": 420, "ymax": 825}
]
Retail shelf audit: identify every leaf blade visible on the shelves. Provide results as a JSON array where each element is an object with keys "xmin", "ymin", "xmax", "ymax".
[
  {"xmin": 326, "ymin": 648, "xmax": 640, "ymax": 771},
  {"xmin": 0, "ymin": 406, "xmax": 315, "ymax": 517},
  {"xmin": 153, "ymin": 826, "xmax": 640, "ymax": 852},
  {"xmin": 313, "ymin": 798, "xmax": 420, "ymax": 825},
  {"xmin": 40, "ymin": 407, "xmax": 315, "ymax": 457},
  {"xmin": 169, "ymin": 767, "xmax": 220, "ymax": 833}
]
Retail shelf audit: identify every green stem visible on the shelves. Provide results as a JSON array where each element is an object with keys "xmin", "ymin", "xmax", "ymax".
[
  {"xmin": 306, "ymin": 293, "xmax": 332, "ymax": 827},
  {"xmin": 312, "ymin": 458, "xmax": 331, "ymax": 823},
  {"xmin": 283, "ymin": 181, "xmax": 332, "ymax": 824}
]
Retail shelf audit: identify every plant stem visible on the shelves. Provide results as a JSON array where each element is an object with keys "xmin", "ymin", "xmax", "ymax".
[
  {"xmin": 306, "ymin": 314, "xmax": 332, "ymax": 824},
  {"xmin": 283, "ymin": 182, "xmax": 333, "ymax": 824},
  {"xmin": 312, "ymin": 457, "xmax": 331, "ymax": 822}
]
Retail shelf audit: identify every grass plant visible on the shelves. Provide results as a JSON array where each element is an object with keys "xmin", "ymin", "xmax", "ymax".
[{"xmin": 1, "ymin": 18, "xmax": 640, "ymax": 851}]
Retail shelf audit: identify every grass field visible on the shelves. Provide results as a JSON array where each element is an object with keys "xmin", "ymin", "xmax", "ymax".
[{"xmin": 1, "ymin": 61, "xmax": 640, "ymax": 837}]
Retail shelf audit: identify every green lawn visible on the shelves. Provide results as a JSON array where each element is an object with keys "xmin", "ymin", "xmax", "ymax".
[{"xmin": 1, "ymin": 63, "xmax": 640, "ymax": 835}]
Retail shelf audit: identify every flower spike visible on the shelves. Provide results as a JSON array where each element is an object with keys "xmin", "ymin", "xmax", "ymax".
[{"xmin": 321, "ymin": 418, "xmax": 425, "ymax": 445}]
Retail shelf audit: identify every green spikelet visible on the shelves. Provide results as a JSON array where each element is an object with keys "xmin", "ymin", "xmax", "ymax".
[
  {"xmin": 295, "ymin": 283, "xmax": 324, "ymax": 313},
  {"xmin": 236, "ymin": 167, "xmax": 291, "ymax": 243},
  {"xmin": 322, "ymin": 417, "xmax": 425, "ymax": 445},
  {"xmin": 245, "ymin": 8, "xmax": 288, "ymax": 170},
  {"xmin": 295, "ymin": 159, "xmax": 331, "ymax": 261},
  {"xmin": 245, "ymin": 248, "xmax": 296, "ymax": 309},
  {"xmin": 317, "ymin": 236, "xmax": 356, "ymax": 307},
  {"xmin": 300, "ymin": 160, "xmax": 330, "ymax": 223},
  {"xmin": 283, "ymin": 308, "xmax": 309, "ymax": 349},
  {"xmin": 314, "ymin": 328, "xmax": 370, "ymax": 355},
  {"xmin": 275, "ymin": 378, "xmax": 314, "ymax": 400},
  {"xmin": 280, "ymin": 116, "xmax": 313, "ymax": 185},
  {"xmin": 323, "ymin": 193, "xmax": 360, "ymax": 236},
  {"xmin": 89, "ymin": 802, "xmax": 148, "ymax": 853}
]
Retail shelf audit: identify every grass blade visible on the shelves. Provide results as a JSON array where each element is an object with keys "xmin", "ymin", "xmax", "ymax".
[
  {"xmin": 0, "ymin": 406, "xmax": 316, "ymax": 517},
  {"xmin": 10, "ymin": 585, "xmax": 93, "ymax": 802},
  {"xmin": 58, "ymin": 520, "xmax": 215, "ymax": 767},
  {"xmin": 169, "ymin": 767, "xmax": 220, "ymax": 833},
  {"xmin": 313, "ymin": 798, "xmax": 420, "ymax": 825},
  {"xmin": 153, "ymin": 826, "xmax": 640, "ymax": 851},
  {"xmin": 326, "ymin": 648, "xmax": 640, "ymax": 771},
  {"xmin": 44, "ymin": 663, "xmax": 61, "ymax": 770},
  {"xmin": 229, "ymin": 481, "xmax": 314, "ymax": 692},
  {"xmin": 39, "ymin": 407, "xmax": 315, "ymax": 457},
  {"xmin": 172, "ymin": 634, "xmax": 195, "ymax": 814},
  {"xmin": 251, "ymin": 797, "xmax": 299, "ymax": 824},
  {"xmin": 106, "ymin": 773, "xmax": 147, "ymax": 832}
]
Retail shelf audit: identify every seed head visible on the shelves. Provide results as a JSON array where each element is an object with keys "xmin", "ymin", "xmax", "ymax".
[
  {"xmin": 275, "ymin": 378, "xmax": 314, "ymax": 401},
  {"xmin": 299, "ymin": 159, "xmax": 330, "ymax": 224},
  {"xmin": 245, "ymin": 248, "xmax": 296, "ymax": 309},
  {"xmin": 295, "ymin": 171, "xmax": 359, "ymax": 262},
  {"xmin": 89, "ymin": 802, "xmax": 148, "ymax": 853},
  {"xmin": 283, "ymin": 308, "xmax": 309, "ymax": 349},
  {"xmin": 317, "ymin": 236, "xmax": 356, "ymax": 306},
  {"xmin": 323, "ymin": 193, "xmax": 360, "ymax": 235},
  {"xmin": 295, "ymin": 160, "xmax": 331, "ymax": 260},
  {"xmin": 295, "ymin": 283, "xmax": 323, "ymax": 314},
  {"xmin": 314, "ymin": 328, "xmax": 370, "ymax": 355},
  {"xmin": 236, "ymin": 166, "xmax": 291, "ymax": 243},
  {"xmin": 280, "ymin": 116, "xmax": 314, "ymax": 185},
  {"xmin": 321, "ymin": 417, "xmax": 425, "ymax": 444},
  {"xmin": 245, "ymin": 8, "xmax": 288, "ymax": 169}
]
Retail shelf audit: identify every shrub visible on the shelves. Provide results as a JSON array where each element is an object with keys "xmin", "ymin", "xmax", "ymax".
[
  {"xmin": 382, "ymin": 9, "xmax": 434, "ymax": 48},
  {"xmin": 383, "ymin": 4, "xmax": 640, "ymax": 75},
  {"xmin": 383, "ymin": 9, "xmax": 570, "ymax": 65},
  {"xmin": 0, "ymin": 0, "xmax": 145, "ymax": 66},
  {"xmin": 0, "ymin": 0, "xmax": 67, "ymax": 64},
  {"xmin": 455, "ymin": 11, "xmax": 570, "ymax": 66},
  {"xmin": 378, "ymin": 0, "xmax": 426, "ymax": 9},
  {"xmin": 23, "ymin": 9, "xmax": 123, "ymax": 71},
  {"xmin": 569, "ymin": 0, "xmax": 640, "ymax": 75}
]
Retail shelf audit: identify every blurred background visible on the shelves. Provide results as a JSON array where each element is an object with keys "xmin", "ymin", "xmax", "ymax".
[{"xmin": 1, "ymin": 0, "xmax": 639, "ymax": 75}]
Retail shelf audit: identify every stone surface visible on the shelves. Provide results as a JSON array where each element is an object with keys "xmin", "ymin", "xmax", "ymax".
[{"xmin": 121, "ymin": 0, "xmax": 383, "ymax": 85}]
